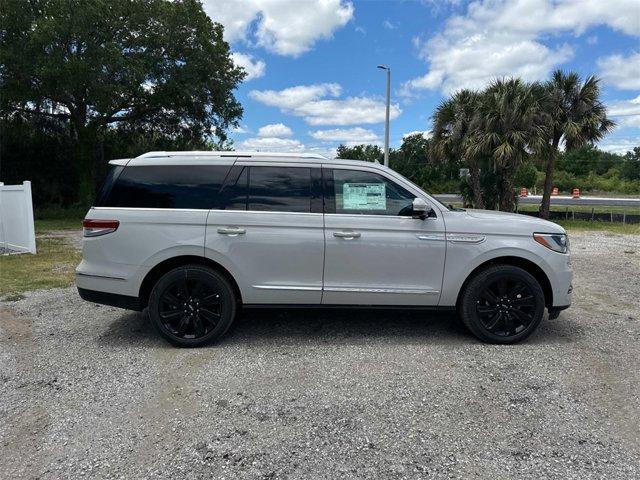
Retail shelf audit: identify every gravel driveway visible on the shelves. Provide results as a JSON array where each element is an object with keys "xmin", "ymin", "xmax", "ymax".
[{"xmin": 1, "ymin": 231, "xmax": 639, "ymax": 479}]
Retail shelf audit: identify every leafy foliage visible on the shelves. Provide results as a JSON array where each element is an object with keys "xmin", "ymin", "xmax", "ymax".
[
  {"xmin": 1, "ymin": 0, "xmax": 245, "ymax": 203},
  {"xmin": 335, "ymin": 144, "xmax": 383, "ymax": 162}
]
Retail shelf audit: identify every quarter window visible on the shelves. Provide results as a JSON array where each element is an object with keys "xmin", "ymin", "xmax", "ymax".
[
  {"xmin": 100, "ymin": 165, "xmax": 231, "ymax": 209},
  {"xmin": 327, "ymin": 169, "xmax": 416, "ymax": 216}
]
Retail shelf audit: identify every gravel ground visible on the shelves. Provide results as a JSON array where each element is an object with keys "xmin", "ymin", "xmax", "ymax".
[{"xmin": 1, "ymin": 231, "xmax": 639, "ymax": 479}]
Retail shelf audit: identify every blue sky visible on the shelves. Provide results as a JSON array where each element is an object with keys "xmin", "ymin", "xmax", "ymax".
[{"xmin": 204, "ymin": 0, "xmax": 640, "ymax": 156}]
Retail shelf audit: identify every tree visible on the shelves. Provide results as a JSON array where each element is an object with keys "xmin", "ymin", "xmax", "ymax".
[
  {"xmin": 539, "ymin": 70, "xmax": 614, "ymax": 218},
  {"xmin": 431, "ymin": 90, "xmax": 485, "ymax": 208},
  {"xmin": 515, "ymin": 160, "xmax": 539, "ymax": 190},
  {"xmin": 1, "ymin": 0, "xmax": 245, "ymax": 204},
  {"xmin": 467, "ymin": 79, "xmax": 547, "ymax": 212},
  {"xmin": 335, "ymin": 144, "xmax": 383, "ymax": 162},
  {"xmin": 399, "ymin": 132, "xmax": 430, "ymax": 162},
  {"xmin": 622, "ymin": 147, "xmax": 640, "ymax": 181}
]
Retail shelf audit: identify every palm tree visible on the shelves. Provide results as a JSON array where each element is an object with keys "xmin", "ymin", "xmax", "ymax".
[
  {"xmin": 466, "ymin": 79, "xmax": 547, "ymax": 212},
  {"xmin": 431, "ymin": 90, "xmax": 485, "ymax": 208},
  {"xmin": 539, "ymin": 70, "xmax": 614, "ymax": 218}
]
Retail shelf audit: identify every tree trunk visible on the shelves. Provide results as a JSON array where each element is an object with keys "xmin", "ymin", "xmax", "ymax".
[
  {"xmin": 74, "ymin": 125, "xmax": 97, "ymax": 207},
  {"xmin": 499, "ymin": 163, "xmax": 516, "ymax": 212},
  {"xmin": 468, "ymin": 162, "xmax": 485, "ymax": 209},
  {"xmin": 540, "ymin": 140, "xmax": 559, "ymax": 219}
]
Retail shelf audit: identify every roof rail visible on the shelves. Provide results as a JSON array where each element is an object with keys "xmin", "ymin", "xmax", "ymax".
[{"xmin": 136, "ymin": 151, "xmax": 328, "ymax": 160}]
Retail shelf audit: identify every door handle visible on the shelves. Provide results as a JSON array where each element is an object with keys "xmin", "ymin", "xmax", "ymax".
[
  {"xmin": 217, "ymin": 227, "xmax": 246, "ymax": 235},
  {"xmin": 333, "ymin": 231, "xmax": 361, "ymax": 239}
]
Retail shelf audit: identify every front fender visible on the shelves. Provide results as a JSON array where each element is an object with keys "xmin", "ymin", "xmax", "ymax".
[{"xmin": 438, "ymin": 234, "xmax": 557, "ymax": 306}]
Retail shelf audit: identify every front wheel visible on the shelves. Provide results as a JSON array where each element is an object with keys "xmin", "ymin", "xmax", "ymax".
[
  {"xmin": 459, "ymin": 265, "xmax": 545, "ymax": 344},
  {"xmin": 148, "ymin": 265, "xmax": 236, "ymax": 347}
]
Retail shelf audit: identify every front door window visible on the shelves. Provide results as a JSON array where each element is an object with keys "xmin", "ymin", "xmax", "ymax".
[{"xmin": 326, "ymin": 169, "xmax": 416, "ymax": 216}]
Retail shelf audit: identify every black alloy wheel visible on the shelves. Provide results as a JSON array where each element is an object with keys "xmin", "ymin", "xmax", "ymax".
[
  {"xmin": 460, "ymin": 265, "xmax": 545, "ymax": 344},
  {"xmin": 148, "ymin": 265, "xmax": 236, "ymax": 347},
  {"xmin": 475, "ymin": 277, "xmax": 537, "ymax": 336}
]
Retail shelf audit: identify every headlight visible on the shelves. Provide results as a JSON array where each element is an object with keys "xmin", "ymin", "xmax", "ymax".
[{"xmin": 533, "ymin": 233, "xmax": 569, "ymax": 254}]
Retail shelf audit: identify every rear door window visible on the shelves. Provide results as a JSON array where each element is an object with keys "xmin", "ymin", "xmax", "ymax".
[
  {"xmin": 248, "ymin": 166, "xmax": 312, "ymax": 213},
  {"xmin": 101, "ymin": 165, "xmax": 231, "ymax": 209},
  {"xmin": 219, "ymin": 165, "xmax": 248, "ymax": 210},
  {"xmin": 218, "ymin": 166, "xmax": 315, "ymax": 212}
]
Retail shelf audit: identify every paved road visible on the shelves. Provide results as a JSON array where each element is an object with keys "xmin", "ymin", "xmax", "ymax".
[
  {"xmin": 434, "ymin": 194, "xmax": 640, "ymax": 208},
  {"xmin": 1, "ymin": 232, "xmax": 639, "ymax": 479}
]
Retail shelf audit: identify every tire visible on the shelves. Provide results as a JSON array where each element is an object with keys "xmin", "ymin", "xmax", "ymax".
[
  {"xmin": 148, "ymin": 265, "xmax": 237, "ymax": 347},
  {"xmin": 459, "ymin": 264, "xmax": 545, "ymax": 344}
]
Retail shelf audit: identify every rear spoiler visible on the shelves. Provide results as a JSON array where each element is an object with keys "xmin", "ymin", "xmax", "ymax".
[{"xmin": 108, "ymin": 158, "xmax": 131, "ymax": 166}]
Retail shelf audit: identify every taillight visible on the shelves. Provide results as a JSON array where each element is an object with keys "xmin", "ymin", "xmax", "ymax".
[{"xmin": 83, "ymin": 219, "xmax": 119, "ymax": 237}]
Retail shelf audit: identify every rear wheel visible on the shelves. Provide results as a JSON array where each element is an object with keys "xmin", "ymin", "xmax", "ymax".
[
  {"xmin": 148, "ymin": 265, "xmax": 236, "ymax": 347},
  {"xmin": 459, "ymin": 265, "xmax": 545, "ymax": 344}
]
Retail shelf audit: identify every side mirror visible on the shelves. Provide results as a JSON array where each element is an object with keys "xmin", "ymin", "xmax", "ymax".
[{"xmin": 412, "ymin": 198, "xmax": 431, "ymax": 219}]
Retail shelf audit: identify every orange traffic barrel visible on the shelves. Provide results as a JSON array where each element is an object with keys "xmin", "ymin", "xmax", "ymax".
[
  {"xmin": 572, "ymin": 188, "xmax": 580, "ymax": 199},
  {"xmin": 519, "ymin": 187, "xmax": 527, "ymax": 197},
  {"xmin": 552, "ymin": 187, "xmax": 558, "ymax": 196}
]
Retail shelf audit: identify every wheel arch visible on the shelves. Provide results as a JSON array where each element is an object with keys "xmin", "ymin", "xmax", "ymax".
[
  {"xmin": 138, "ymin": 256, "xmax": 242, "ymax": 309},
  {"xmin": 455, "ymin": 256, "xmax": 553, "ymax": 309}
]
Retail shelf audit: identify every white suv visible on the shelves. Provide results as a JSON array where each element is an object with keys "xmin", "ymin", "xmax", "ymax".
[{"xmin": 77, "ymin": 151, "xmax": 572, "ymax": 346}]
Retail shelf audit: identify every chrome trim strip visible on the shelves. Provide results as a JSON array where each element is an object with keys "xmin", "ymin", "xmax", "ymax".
[
  {"xmin": 76, "ymin": 272, "xmax": 127, "ymax": 281},
  {"xmin": 324, "ymin": 213, "xmax": 438, "ymax": 220},
  {"xmin": 416, "ymin": 233, "xmax": 446, "ymax": 241},
  {"xmin": 447, "ymin": 234, "xmax": 486, "ymax": 244},
  {"xmin": 92, "ymin": 207, "xmax": 209, "ymax": 212},
  {"xmin": 324, "ymin": 286, "xmax": 439, "ymax": 295},
  {"xmin": 253, "ymin": 285, "xmax": 322, "ymax": 291},
  {"xmin": 217, "ymin": 210, "xmax": 323, "ymax": 216},
  {"xmin": 93, "ymin": 207, "xmax": 323, "ymax": 216}
]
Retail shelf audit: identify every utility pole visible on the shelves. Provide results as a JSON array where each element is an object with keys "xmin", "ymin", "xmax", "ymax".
[{"xmin": 377, "ymin": 65, "xmax": 391, "ymax": 167}]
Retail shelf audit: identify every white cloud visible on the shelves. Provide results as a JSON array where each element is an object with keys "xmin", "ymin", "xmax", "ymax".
[
  {"xmin": 249, "ymin": 83, "xmax": 401, "ymax": 126},
  {"xmin": 257, "ymin": 123, "xmax": 293, "ymax": 137},
  {"xmin": 597, "ymin": 52, "xmax": 640, "ymax": 90},
  {"xmin": 404, "ymin": 0, "xmax": 640, "ymax": 95},
  {"xmin": 239, "ymin": 136, "xmax": 305, "ymax": 151},
  {"xmin": 403, "ymin": 130, "xmax": 432, "ymax": 139},
  {"xmin": 203, "ymin": 0, "xmax": 354, "ymax": 57},
  {"xmin": 598, "ymin": 137, "xmax": 640, "ymax": 154},
  {"xmin": 310, "ymin": 127, "xmax": 380, "ymax": 145},
  {"xmin": 383, "ymin": 20, "xmax": 397, "ymax": 30},
  {"xmin": 231, "ymin": 124, "xmax": 251, "ymax": 134},
  {"xmin": 607, "ymin": 95, "xmax": 640, "ymax": 128},
  {"xmin": 231, "ymin": 52, "xmax": 266, "ymax": 81}
]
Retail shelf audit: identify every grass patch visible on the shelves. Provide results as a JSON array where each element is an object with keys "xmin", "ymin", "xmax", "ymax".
[
  {"xmin": 516, "ymin": 203, "xmax": 638, "ymax": 215},
  {"xmin": 0, "ymin": 236, "xmax": 81, "ymax": 298},
  {"xmin": 35, "ymin": 217, "xmax": 83, "ymax": 233},
  {"xmin": 34, "ymin": 206, "xmax": 85, "ymax": 233},
  {"xmin": 553, "ymin": 219, "xmax": 640, "ymax": 234}
]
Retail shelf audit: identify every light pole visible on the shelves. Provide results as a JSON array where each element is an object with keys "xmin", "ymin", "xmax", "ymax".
[{"xmin": 377, "ymin": 65, "xmax": 391, "ymax": 167}]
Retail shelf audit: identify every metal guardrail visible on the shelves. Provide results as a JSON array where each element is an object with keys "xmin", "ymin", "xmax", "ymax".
[{"xmin": 434, "ymin": 194, "xmax": 640, "ymax": 208}]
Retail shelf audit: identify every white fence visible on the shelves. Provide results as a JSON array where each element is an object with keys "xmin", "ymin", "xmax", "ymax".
[{"xmin": 0, "ymin": 181, "xmax": 37, "ymax": 254}]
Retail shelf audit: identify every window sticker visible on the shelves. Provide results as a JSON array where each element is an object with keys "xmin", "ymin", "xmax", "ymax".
[{"xmin": 342, "ymin": 183, "xmax": 386, "ymax": 210}]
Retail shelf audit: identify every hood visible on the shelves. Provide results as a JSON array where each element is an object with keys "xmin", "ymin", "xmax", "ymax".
[{"xmin": 447, "ymin": 208, "xmax": 566, "ymax": 235}]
